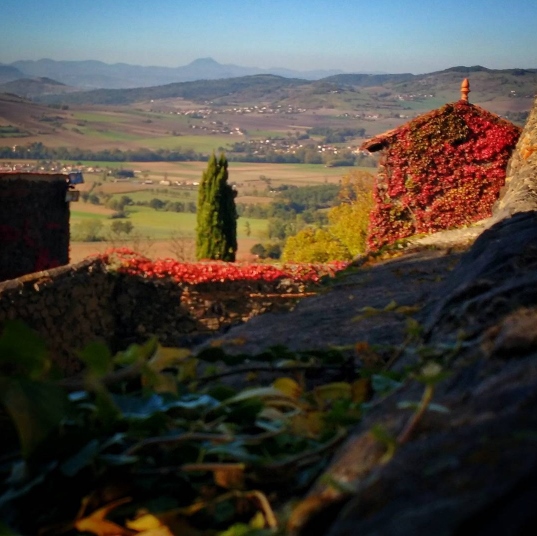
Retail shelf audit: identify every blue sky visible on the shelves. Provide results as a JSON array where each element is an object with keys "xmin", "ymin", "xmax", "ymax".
[{"xmin": 1, "ymin": 0, "xmax": 536, "ymax": 74}]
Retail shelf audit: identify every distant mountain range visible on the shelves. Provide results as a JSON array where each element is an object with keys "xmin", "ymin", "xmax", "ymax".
[
  {"xmin": 0, "ymin": 57, "xmax": 355, "ymax": 89},
  {"xmin": 0, "ymin": 60, "xmax": 535, "ymax": 123}
]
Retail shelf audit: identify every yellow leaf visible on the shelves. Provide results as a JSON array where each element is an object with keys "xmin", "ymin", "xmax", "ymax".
[
  {"xmin": 249, "ymin": 511, "xmax": 266, "ymax": 529},
  {"xmin": 290, "ymin": 410, "xmax": 324, "ymax": 437},
  {"xmin": 351, "ymin": 378, "xmax": 371, "ymax": 403},
  {"xmin": 148, "ymin": 346, "xmax": 191, "ymax": 372},
  {"xmin": 126, "ymin": 513, "xmax": 163, "ymax": 531},
  {"xmin": 273, "ymin": 377, "xmax": 302, "ymax": 399},
  {"xmin": 383, "ymin": 300, "xmax": 398, "ymax": 311},
  {"xmin": 75, "ymin": 497, "xmax": 133, "ymax": 536},
  {"xmin": 356, "ymin": 305, "xmax": 381, "ymax": 318},
  {"xmin": 313, "ymin": 382, "xmax": 352, "ymax": 407},
  {"xmin": 137, "ymin": 528, "xmax": 175, "ymax": 536},
  {"xmin": 394, "ymin": 304, "xmax": 421, "ymax": 315},
  {"xmin": 177, "ymin": 357, "xmax": 199, "ymax": 382}
]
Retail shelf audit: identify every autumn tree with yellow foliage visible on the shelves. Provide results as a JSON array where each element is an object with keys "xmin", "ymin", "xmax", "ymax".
[{"xmin": 282, "ymin": 170, "xmax": 374, "ymax": 262}]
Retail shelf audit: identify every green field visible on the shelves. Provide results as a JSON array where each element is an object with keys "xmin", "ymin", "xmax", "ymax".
[
  {"xmin": 77, "ymin": 127, "xmax": 142, "ymax": 141},
  {"xmin": 71, "ymin": 205, "xmax": 267, "ymax": 241}
]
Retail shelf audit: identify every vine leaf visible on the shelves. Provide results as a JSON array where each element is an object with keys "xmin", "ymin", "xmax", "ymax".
[
  {"xmin": 0, "ymin": 320, "xmax": 50, "ymax": 379},
  {"xmin": 74, "ymin": 498, "xmax": 135, "ymax": 536},
  {"xmin": 0, "ymin": 377, "xmax": 68, "ymax": 458}
]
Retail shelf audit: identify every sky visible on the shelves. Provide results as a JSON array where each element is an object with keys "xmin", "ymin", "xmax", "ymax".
[{"xmin": 1, "ymin": 0, "xmax": 536, "ymax": 74}]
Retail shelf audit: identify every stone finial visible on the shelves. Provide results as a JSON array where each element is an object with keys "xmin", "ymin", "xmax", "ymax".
[{"xmin": 461, "ymin": 78, "xmax": 470, "ymax": 102}]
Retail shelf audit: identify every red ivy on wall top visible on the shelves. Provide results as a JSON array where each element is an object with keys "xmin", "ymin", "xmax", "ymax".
[
  {"xmin": 366, "ymin": 101, "xmax": 521, "ymax": 250},
  {"xmin": 97, "ymin": 248, "xmax": 347, "ymax": 285}
]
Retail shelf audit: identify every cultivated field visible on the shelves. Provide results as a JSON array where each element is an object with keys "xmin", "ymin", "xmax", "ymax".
[{"xmin": 67, "ymin": 161, "xmax": 369, "ymax": 263}]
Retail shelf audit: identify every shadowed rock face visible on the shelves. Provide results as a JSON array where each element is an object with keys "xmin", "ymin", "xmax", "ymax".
[{"xmin": 317, "ymin": 210, "xmax": 537, "ymax": 536}]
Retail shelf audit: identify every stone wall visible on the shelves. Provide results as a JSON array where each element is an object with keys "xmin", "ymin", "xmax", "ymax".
[
  {"xmin": 0, "ymin": 173, "xmax": 69, "ymax": 280},
  {"xmin": 0, "ymin": 259, "xmax": 302, "ymax": 374}
]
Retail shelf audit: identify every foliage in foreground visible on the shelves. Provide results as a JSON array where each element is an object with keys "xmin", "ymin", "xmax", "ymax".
[{"xmin": 0, "ymin": 321, "xmax": 372, "ymax": 535}]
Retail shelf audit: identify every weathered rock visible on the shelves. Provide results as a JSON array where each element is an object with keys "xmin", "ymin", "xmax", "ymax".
[
  {"xmin": 492, "ymin": 93, "xmax": 537, "ymax": 221},
  {"xmin": 195, "ymin": 249, "xmax": 462, "ymax": 357},
  {"xmin": 311, "ymin": 212, "xmax": 537, "ymax": 536}
]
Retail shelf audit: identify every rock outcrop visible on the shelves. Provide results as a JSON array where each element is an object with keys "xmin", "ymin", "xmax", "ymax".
[{"xmin": 491, "ymin": 93, "xmax": 537, "ymax": 221}]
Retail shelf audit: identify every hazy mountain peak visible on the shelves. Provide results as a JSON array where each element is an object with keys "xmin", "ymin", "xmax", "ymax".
[{"xmin": 188, "ymin": 57, "xmax": 220, "ymax": 66}]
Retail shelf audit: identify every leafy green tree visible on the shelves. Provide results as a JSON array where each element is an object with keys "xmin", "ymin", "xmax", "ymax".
[
  {"xmin": 196, "ymin": 153, "xmax": 238, "ymax": 261},
  {"xmin": 149, "ymin": 198, "xmax": 165, "ymax": 210},
  {"xmin": 282, "ymin": 227, "xmax": 348, "ymax": 263},
  {"xmin": 250, "ymin": 243, "xmax": 267, "ymax": 258},
  {"xmin": 282, "ymin": 170, "xmax": 374, "ymax": 262},
  {"xmin": 327, "ymin": 170, "xmax": 374, "ymax": 257},
  {"xmin": 72, "ymin": 219, "xmax": 104, "ymax": 242},
  {"xmin": 110, "ymin": 220, "xmax": 134, "ymax": 236}
]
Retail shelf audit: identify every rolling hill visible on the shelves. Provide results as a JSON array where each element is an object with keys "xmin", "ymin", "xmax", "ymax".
[{"xmin": 7, "ymin": 57, "xmax": 346, "ymax": 89}]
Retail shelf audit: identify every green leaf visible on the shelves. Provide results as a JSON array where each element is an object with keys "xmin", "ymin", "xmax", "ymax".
[
  {"xmin": 371, "ymin": 374, "xmax": 403, "ymax": 396},
  {"xmin": 112, "ymin": 392, "xmax": 219, "ymax": 419},
  {"xmin": 397, "ymin": 401, "xmax": 450, "ymax": 413},
  {"xmin": 92, "ymin": 384, "xmax": 122, "ymax": 427},
  {"xmin": 0, "ymin": 377, "xmax": 68, "ymax": 458},
  {"xmin": 0, "ymin": 463, "xmax": 56, "ymax": 508},
  {"xmin": 114, "ymin": 337, "xmax": 158, "ymax": 366},
  {"xmin": 0, "ymin": 320, "xmax": 49, "ymax": 379},
  {"xmin": 61, "ymin": 439, "xmax": 100, "ymax": 477},
  {"xmin": 77, "ymin": 341, "xmax": 113, "ymax": 376}
]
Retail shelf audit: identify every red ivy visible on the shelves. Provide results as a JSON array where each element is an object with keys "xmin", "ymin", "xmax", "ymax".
[
  {"xmin": 97, "ymin": 247, "xmax": 347, "ymax": 285},
  {"xmin": 367, "ymin": 101, "xmax": 521, "ymax": 250}
]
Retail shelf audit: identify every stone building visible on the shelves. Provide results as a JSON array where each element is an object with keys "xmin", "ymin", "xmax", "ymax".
[
  {"xmin": 0, "ymin": 173, "xmax": 70, "ymax": 280},
  {"xmin": 361, "ymin": 80, "xmax": 521, "ymax": 250}
]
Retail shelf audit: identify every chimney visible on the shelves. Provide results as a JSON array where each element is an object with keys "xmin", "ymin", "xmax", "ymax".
[{"xmin": 461, "ymin": 78, "xmax": 470, "ymax": 102}]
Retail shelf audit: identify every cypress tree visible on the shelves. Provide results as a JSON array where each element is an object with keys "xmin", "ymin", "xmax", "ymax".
[{"xmin": 196, "ymin": 152, "xmax": 237, "ymax": 261}]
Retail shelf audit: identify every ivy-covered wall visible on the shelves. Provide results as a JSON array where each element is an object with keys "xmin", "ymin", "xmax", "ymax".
[
  {"xmin": 0, "ymin": 173, "xmax": 69, "ymax": 280},
  {"xmin": 0, "ymin": 259, "xmax": 302, "ymax": 374},
  {"xmin": 362, "ymin": 101, "xmax": 521, "ymax": 250}
]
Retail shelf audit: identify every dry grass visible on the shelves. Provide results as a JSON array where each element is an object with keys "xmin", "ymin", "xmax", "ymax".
[{"xmin": 69, "ymin": 236, "xmax": 260, "ymax": 264}]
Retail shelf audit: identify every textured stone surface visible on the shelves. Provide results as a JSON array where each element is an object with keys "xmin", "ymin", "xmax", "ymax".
[
  {"xmin": 0, "ymin": 259, "xmax": 303, "ymax": 373},
  {"xmin": 492, "ymin": 93, "xmax": 537, "ymax": 221},
  {"xmin": 0, "ymin": 173, "xmax": 69, "ymax": 280}
]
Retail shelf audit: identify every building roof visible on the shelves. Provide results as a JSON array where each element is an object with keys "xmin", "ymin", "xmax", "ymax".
[{"xmin": 360, "ymin": 99, "xmax": 514, "ymax": 153}]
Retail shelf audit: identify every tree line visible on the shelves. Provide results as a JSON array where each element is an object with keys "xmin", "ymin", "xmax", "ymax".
[{"xmin": 1, "ymin": 142, "xmax": 377, "ymax": 166}]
